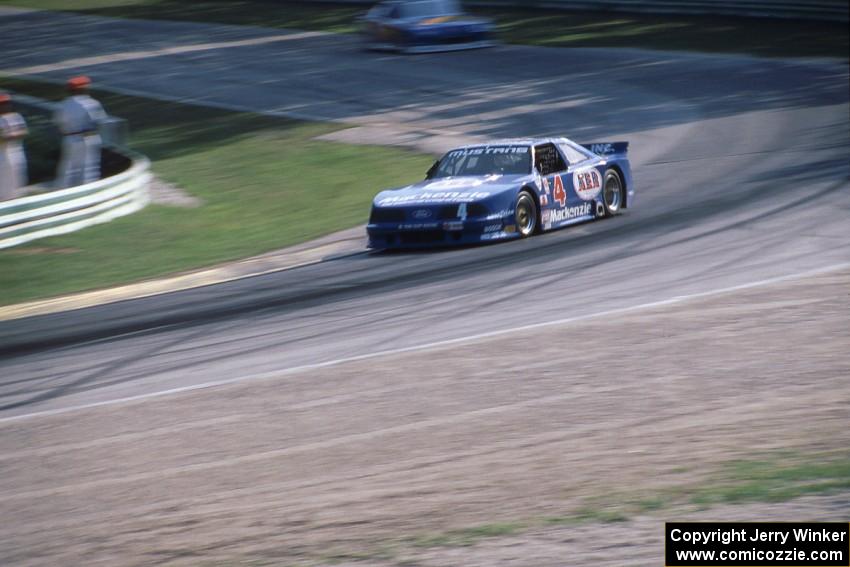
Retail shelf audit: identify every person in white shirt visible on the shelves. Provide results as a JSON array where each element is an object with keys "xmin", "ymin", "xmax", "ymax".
[
  {"xmin": 0, "ymin": 93, "xmax": 29, "ymax": 201},
  {"xmin": 54, "ymin": 76, "xmax": 107, "ymax": 188}
]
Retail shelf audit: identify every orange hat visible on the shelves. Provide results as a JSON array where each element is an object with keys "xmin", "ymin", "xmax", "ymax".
[
  {"xmin": 67, "ymin": 76, "xmax": 91, "ymax": 90},
  {"xmin": 0, "ymin": 93, "xmax": 10, "ymax": 104}
]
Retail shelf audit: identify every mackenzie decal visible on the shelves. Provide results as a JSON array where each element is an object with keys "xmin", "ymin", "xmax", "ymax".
[{"xmin": 548, "ymin": 202, "xmax": 591, "ymax": 223}]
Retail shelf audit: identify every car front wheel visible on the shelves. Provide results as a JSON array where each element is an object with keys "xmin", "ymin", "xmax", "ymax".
[{"xmin": 515, "ymin": 191, "xmax": 537, "ymax": 237}]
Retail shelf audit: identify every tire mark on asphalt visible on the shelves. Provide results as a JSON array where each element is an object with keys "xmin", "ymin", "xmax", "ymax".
[{"xmin": 1, "ymin": 262, "xmax": 848, "ymax": 424}]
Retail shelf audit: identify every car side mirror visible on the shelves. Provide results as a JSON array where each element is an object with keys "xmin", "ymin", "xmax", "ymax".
[{"xmin": 426, "ymin": 160, "xmax": 440, "ymax": 179}]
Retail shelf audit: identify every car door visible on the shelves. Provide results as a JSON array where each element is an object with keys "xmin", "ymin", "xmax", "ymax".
[
  {"xmin": 559, "ymin": 141, "xmax": 604, "ymax": 208},
  {"xmin": 535, "ymin": 143, "xmax": 593, "ymax": 230}
]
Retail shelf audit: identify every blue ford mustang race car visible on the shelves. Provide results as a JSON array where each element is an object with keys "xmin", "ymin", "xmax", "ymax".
[
  {"xmin": 360, "ymin": 0, "xmax": 493, "ymax": 53},
  {"xmin": 367, "ymin": 137, "xmax": 634, "ymax": 249}
]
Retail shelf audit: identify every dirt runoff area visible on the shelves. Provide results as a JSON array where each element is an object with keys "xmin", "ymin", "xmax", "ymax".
[{"xmin": 1, "ymin": 269, "xmax": 849, "ymax": 566}]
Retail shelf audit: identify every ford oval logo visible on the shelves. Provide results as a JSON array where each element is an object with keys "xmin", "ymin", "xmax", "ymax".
[{"xmin": 412, "ymin": 209, "xmax": 432, "ymax": 219}]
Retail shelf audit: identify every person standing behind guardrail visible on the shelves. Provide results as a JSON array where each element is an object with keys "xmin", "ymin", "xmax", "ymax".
[
  {"xmin": 55, "ymin": 76, "xmax": 107, "ymax": 188},
  {"xmin": 0, "ymin": 92, "xmax": 29, "ymax": 201}
]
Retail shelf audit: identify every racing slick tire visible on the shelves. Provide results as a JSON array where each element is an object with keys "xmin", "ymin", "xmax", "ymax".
[
  {"xmin": 602, "ymin": 169, "xmax": 624, "ymax": 216},
  {"xmin": 515, "ymin": 190, "xmax": 538, "ymax": 237}
]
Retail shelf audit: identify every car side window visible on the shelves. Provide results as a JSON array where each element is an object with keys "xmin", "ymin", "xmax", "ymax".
[
  {"xmin": 534, "ymin": 143, "xmax": 568, "ymax": 176},
  {"xmin": 558, "ymin": 143, "xmax": 589, "ymax": 166}
]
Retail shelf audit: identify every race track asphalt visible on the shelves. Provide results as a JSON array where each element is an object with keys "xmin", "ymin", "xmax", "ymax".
[{"xmin": 0, "ymin": 10, "xmax": 848, "ymax": 419}]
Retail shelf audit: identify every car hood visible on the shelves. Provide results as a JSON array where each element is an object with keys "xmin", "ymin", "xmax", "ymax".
[{"xmin": 374, "ymin": 174, "xmax": 532, "ymax": 207}]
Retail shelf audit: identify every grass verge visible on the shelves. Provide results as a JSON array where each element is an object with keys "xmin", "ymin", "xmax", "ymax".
[
  {"xmin": 411, "ymin": 522, "xmax": 527, "ymax": 548},
  {"xmin": 1, "ymin": 0, "xmax": 847, "ymax": 59},
  {"xmin": 405, "ymin": 452, "xmax": 849, "ymax": 552},
  {"xmin": 0, "ymin": 77, "xmax": 432, "ymax": 305},
  {"xmin": 218, "ymin": 452, "xmax": 849, "ymax": 563},
  {"xmin": 689, "ymin": 455, "xmax": 850, "ymax": 507}
]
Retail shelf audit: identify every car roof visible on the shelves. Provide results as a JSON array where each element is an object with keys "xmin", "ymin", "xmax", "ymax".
[{"xmin": 450, "ymin": 138, "xmax": 570, "ymax": 150}]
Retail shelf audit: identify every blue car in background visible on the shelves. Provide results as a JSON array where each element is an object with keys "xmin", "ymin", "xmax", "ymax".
[
  {"xmin": 367, "ymin": 138, "xmax": 634, "ymax": 249},
  {"xmin": 360, "ymin": 0, "xmax": 494, "ymax": 53}
]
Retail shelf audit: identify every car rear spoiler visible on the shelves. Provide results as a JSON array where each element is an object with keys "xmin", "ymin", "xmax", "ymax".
[{"xmin": 580, "ymin": 141, "xmax": 629, "ymax": 156}]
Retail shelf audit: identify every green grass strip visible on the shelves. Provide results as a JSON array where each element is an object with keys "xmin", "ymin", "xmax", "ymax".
[
  {"xmin": 690, "ymin": 455, "xmax": 850, "ymax": 506},
  {"xmin": 396, "ymin": 453, "xmax": 850, "ymax": 555}
]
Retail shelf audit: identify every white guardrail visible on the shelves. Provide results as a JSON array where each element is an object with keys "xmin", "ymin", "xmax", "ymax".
[
  {"xmin": 0, "ymin": 151, "xmax": 151, "ymax": 249},
  {"xmin": 312, "ymin": 0, "xmax": 849, "ymax": 22}
]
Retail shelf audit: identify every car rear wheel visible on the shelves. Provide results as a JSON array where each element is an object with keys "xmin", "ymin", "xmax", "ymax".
[
  {"xmin": 515, "ymin": 191, "xmax": 537, "ymax": 237},
  {"xmin": 602, "ymin": 170, "xmax": 624, "ymax": 216}
]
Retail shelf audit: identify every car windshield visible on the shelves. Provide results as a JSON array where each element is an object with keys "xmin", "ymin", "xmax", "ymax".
[
  {"xmin": 399, "ymin": 0, "xmax": 461, "ymax": 18},
  {"xmin": 433, "ymin": 146, "xmax": 531, "ymax": 177}
]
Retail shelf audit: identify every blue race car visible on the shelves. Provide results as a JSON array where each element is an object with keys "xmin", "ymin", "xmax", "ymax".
[
  {"xmin": 360, "ymin": 0, "xmax": 493, "ymax": 53},
  {"xmin": 367, "ymin": 138, "xmax": 634, "ymax": 249}
]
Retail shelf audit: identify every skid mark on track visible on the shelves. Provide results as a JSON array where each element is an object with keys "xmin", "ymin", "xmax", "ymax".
[{"xmin": 2, "ymin": 261, "xmax": 849, "ymax": 424}]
